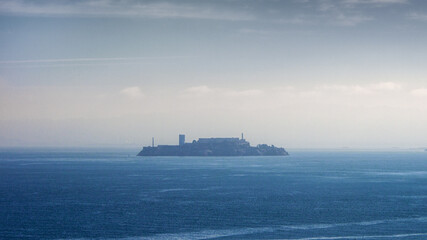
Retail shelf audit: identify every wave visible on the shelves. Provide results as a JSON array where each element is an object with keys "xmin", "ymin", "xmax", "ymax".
[
  {"xmin": 60, "ymin": 216, "xmax": 427, "ymax": 240},
  {"xmin": 64, "ymin": 232, "xmax": 427, "ymax": 240},
  {"xmin": 278, "ymin": 233, "xmax": 427, "ymax": 240},
  {"xmin": 158, "ymin": 187, "xmax": 222, "ymax": 193},
  {"xmin": 127, "ymin": 227, "xmax": 273, "ymax": 240},
  {"xmin": 158, "ymin": 188, "xmax": 188, "ymax": 193},
  {"xmin": 367, "ymin": 171, "xmax": 427, "ymax": 177},
  {"xmin": 277, "ymin": 216, "xmax": 426, "ymax": 231},
  {"xmin": 394, "ymin": 195, "xmax": 427, "ymax": 199}
]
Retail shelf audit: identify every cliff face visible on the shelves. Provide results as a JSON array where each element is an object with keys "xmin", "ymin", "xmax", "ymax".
[{"xmin": 137, "ymin": 138, "xmax": 288, "ymax": 156}]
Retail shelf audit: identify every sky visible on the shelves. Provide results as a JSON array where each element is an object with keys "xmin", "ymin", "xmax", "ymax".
[{"xmin": 1, "ymin": 0, "xmax": 427, "ymax": 149}]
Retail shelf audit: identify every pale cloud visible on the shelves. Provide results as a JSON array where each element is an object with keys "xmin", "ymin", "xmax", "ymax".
[
  {"xmin": 410, "ymin": 88, "xmax": 427, "ymax": 97},
  {"xmin": 184, "ymin": 83, "xmax": 404, "ymax": 100},
  {"xmin": 314, "ymin": 0, "xmax": 406, "ymax": 11},
  {"xmin": 322, "ymin": 84, "xmax": 372, "ymax": 94},
  {"xmin": 343, "ymin": 0, "xmax": 408, "ymax": 4},
  {"xmin": 306, "ymin": 0, "xmax": 405, "ymax": 26},
  {"xmin": 184, "ymin": 85, "xmax": 213, "ymax": 96},
  {"xmin": 321, "ymin": 82, "xmax": 402, "ymax": 94},
  {"xmin": 238, "ymin": 28, "xmax": 275, "ymax": 35},
  {"xmin": 369, "ymin": 82, "xmax": 402, "ymax": 91},
  {"xmin": 184, "ymin": 86, "xmax": 264, "ymax": 98},
  {"xmin": 294, "ymin": 1, "xmax": 371, "ymax": 26},
  {"xmin": 120, "ymin": 86, "xmax": 144, "ymax": 99},
  {"xmin": 316, "ymin": 2, "xmax": 331, "ymax": 11},
  {"xmin": 0, "ymin": 0, "xmax": 253, "ymax": 21},
  {"xmin": 274, "ymin": 16, "xmax": 313, "ymax": 25},
  {"xmin": 408, "ymin": 12, "xmax": 427, "ymax": 21},
  {"xmin": 334, "ymin": 13, "xmax": 372, "ymax": 26},
  {"xmin": 225, "ymin": 89, "xmax": 264, "ymax": 97}
]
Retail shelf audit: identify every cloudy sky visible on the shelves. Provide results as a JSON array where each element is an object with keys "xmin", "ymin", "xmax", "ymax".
[{"xmin": 1, "ymin": 0, "xmax": 427, "ymax": 148}]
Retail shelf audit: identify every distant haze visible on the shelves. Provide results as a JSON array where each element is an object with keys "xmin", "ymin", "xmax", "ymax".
[{"xmin": 1, "ymin": 0, "xmax": 427, "ymax": 148}]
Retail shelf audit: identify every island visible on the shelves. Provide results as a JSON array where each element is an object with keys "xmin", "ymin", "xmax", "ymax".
[{"xmin": 137, "ymin": 134, "xmax": 288, "ymax": 156}]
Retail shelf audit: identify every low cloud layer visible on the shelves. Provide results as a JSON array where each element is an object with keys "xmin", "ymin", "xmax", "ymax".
[
  {"xmin": 120, "ymin": 86, "xmax": 144, "ymax": 99},
  {"xmin": 1, "ymin": 82, "xmax": 427, "ymax": 148},
  {"xmin": 0, "ymin": 0, "xmax": 421, "ymax": 27},
  {"xmin": 0, "ymin": 0, "xmax": 253, "ymax": 21}
]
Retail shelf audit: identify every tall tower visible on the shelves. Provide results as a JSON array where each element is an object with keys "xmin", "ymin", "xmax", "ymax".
[
  {"xmin": 152, "ymin": 137, "xmax": 154, "ymax": 147},
  {"xmin": 179, "ymin": 134, "xmax": 185, "ymax": 146},
  {"xmin": 241, "ymin": 133, "xmax": 244, "ymax": 140}
]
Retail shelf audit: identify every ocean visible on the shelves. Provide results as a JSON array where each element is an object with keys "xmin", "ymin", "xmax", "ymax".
[{"xmin": 0, "ymin": 149, "xmax": 426, "ymax": 239}]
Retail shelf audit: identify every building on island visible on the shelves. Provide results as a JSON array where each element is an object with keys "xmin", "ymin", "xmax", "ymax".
[{"xmin": 137, "ymin": 134, "xmax": 288, "ymax": 156}]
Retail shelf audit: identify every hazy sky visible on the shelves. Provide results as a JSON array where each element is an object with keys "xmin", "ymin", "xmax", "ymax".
[{"xmin": 1, "ymin": 0, "xmax": 427, "ymax": 148}]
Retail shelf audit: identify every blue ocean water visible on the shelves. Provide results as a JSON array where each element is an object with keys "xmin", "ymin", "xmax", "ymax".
[{"xmin": 0, "ymin": 149, "xmax": 426, "ymax": 240}]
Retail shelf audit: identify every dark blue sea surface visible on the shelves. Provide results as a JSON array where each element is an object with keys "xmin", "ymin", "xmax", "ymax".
[{"xmin": 0, "ymin": 149, "xmax": 426, "ymax": 239}]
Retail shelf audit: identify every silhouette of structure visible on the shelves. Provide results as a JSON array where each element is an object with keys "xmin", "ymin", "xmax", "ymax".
[
  {"xmin": 179, "ymin": 134, "xmax": 185, "ymax": 146},
  {"xmin": 138, "ymin": 134, "xmax": 288, "ymax": 156}
]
